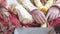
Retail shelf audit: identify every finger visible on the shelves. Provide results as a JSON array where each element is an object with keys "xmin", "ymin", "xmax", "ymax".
[
  {"xmin": 30, "ymin": 9, "xmax": 42, "ymax": 24},
  {"xmin": 40, "ymin": 12, "xmax": 48, "ymax": 27},
  {"xmin": 38, "ymin": 14, "xmax": 46, "ymax": 24},
  {"xmin": 46, "ymin": 11, "xmax": 51, "ymax": 19},
  {"xmin": 31, "ymin": 10, "xmax": 47, "ymax": 24},
  {"xmin": 58, "ymin": 13, "xmax": 60, "ymax": 17},
  {"xmin": 34, "ymin": 12, "xmax": 44, "ymax": 24},
  {"xmin": 46, "ymin": 7, "xmax": 56, "ymax": 20},
  {"xmin": 52, "ymin": 14, "xmax": 56, "ymax": 20},
  {"xmin": 52, "ymin": 7, "xmax": 59, "ymax": 19},
  {"xmin": 36, "ymin": 15, "xmax": 43, "ymax": 24},
  {"xmin": 37, "ymin": 13, "xmax": 47, "ymax": 27},
  {"xmin": 49, "ymin": 13, "xmax": 53, "ymax": 21},
  {"xmin": 38, "ymin": 12, "xmax": 47, "ymax": 24},
  {"xmin": 31, "ymin": 13, "xmax": 43, "ymax": 24},
  {"xmin": 35, "ymin": 10, "xmax": 47, "ymax": 24},
  {"xmin": 51, "ymin": 12, "xmax": 56, "ymax": 20},
  {"xmin": 40, "ymin": 11, "xmax": 47, "ymax": 23},
  {"xmin": 47, "ymin": 7, "xmax": 56, "ymax": 21},
  {"xmin": 55, "ymin": 14, "xmax": 59, "ymax": 19},
  {"xmin": 52, "ymin": 13, "xmax": 56, "ymax": 20},
  {"xmin": 40, "ymin": 14, "xmax": 47, "ymax": 24}
]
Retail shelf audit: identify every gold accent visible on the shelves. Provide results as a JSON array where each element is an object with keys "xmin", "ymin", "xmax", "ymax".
[{"xmin": 40, "ymin": 7, "xmax": 47, "ymax": 12}]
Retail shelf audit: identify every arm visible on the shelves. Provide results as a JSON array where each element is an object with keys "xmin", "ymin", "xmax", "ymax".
[{"xmin": 15, "ymin": 4, "xmax": 34, "ymax": 24}]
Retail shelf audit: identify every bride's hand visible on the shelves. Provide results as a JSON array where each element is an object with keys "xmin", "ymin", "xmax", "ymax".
[
  {"xmin": 46, "ymin": 6, "xmax": 60, "ymax": 22},
  {"xmin": 31, "ymin": 9, "xmax": 47, "ymax": 24}
]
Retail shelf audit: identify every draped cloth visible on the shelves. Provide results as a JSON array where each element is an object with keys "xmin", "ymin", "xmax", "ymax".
[
  {"xmin": 49, "ymin": 17, "xmax": 60, "ymax": 30},
  {"xmin": 0, "ymin": 7, "xmax": 22, "ymax": 34}
]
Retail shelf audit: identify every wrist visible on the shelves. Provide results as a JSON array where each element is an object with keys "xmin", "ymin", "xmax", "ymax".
[{"xmin": 52, "ymin": 5, "xmax": 60, "ymax": 10}]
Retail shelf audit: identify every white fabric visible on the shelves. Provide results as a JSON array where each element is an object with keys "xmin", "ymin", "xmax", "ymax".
[{"xmin": 15, "ymin": 4, "xmax": 34, "ymax": 24}]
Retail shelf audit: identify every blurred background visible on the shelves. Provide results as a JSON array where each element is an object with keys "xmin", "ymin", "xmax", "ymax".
[{"xmin": 7, "ymin": 0, "xmax": 18, "ymax": 4}]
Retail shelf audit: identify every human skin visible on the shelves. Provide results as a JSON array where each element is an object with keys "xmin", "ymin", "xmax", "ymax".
[
  {"xmin": 46, "ymin": 0, "xmax": 60, "ymax": 22},
  {"xmin": 16, "ymin": 0, "xmax": 47, "ymax": 26}
]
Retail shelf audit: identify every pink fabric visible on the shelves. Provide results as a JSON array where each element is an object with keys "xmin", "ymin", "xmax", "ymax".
[
  {"xmin": 8, "ymin": 7, "xmax": 22, "ymax": 28},
  {"xmin": 0, "ymin": 12, "xmax": 14, "ymax": 34},
  {"xmin": 0, "ymin": 7, "xmax": 22, "ymax": 34},
  {"xmin": 49, "ymin": 17, "xmax": 60, "ymax": 29},
  {"xmin": 24, "ymin": 22, "xmax": 40, "ymax": 27},
  {"xmin": 9, "ymin": 13, "xmax": 22, "ymax": 28}
]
